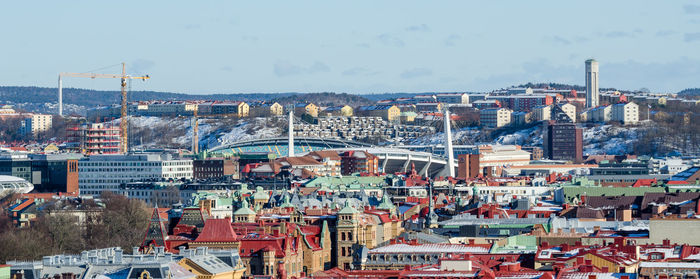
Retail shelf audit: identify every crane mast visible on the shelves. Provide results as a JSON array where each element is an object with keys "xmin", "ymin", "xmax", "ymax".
[{"xmin": 58, "ymin": 63, "xmax": 150, "ymax": 153}]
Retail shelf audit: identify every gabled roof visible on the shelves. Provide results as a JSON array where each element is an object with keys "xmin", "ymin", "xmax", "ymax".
[{"xmin": 194, "ymin": 218, "xmax": 237, "ymax": 242}]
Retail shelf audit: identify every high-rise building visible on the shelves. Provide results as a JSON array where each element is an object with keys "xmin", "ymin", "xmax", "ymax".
[
  {"xmin": 585, "ymin": 59, "xmax": 599, "ymax": 108},
  {"xmin": 543, "ymin": 105, "xmax": 583, "ymax": 163}
]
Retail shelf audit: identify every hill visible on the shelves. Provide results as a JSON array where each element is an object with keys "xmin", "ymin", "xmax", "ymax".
[
  {"xmin": 270, "ymin": 92, "xmax": 374, "ymax": 107},
  {"xmin": 0, "ymin": 86, "xmax": 295, "ymax": 107},
  {"xmin": 678, "ymin": 88, "xmax": 700, "ymax": 96}
]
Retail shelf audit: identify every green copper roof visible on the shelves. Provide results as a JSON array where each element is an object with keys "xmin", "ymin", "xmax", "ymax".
[
  {"xmin": 304, "ymin": 175, "xmax": 387, "ymax": 189},
  {"xmin": 253, "ymin": 186, "xmax": 268, "ymax": 200},
  {"xmin": 561, "ymin": 186, "xmax": 666, "ymax": 204},
  {"xmin": 377, "ymin": 193, "xmax": 395, "ymax": 210},
  {"xmin": 280, "ymin": 194, "xmax": 295, "ymax": 208},
  {"xmin": 233, "ymin": 198, "xmax": 256, "ymax": 215},
  {"xmin": 338, "ymin": 199, "xmax": 358, "ymax": 214}
]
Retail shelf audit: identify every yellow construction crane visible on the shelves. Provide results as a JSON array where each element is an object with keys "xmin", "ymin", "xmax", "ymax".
[{"xmin": 59, "ymin": 63, "xmax": 150, "ymax": 153}]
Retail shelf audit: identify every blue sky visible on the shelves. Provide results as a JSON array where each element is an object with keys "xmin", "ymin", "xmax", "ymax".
[{"xmin": 2, "ymin": 1, "xmax": 699, "ymax": 94}]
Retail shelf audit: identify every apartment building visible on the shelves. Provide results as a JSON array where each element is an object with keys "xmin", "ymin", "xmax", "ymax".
[
  {"xmin": 20, "ymin": 114, "xmax": 52, "ymax": 137},
  {"xmin": 480, "ymin": 108, "xmax": 512, "ymax": 128},
  {"xmin": 611, "ymin": 102, "xmax": 639, "ymax": 125}
]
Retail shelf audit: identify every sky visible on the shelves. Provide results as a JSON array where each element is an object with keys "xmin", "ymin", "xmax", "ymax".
[{"xmin": 2, "ymin": 1, "xmax": 700, "ymax": 94}]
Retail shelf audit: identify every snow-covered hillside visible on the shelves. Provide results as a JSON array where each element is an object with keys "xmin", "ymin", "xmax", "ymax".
[
  {"xmin": 122, "ymin": 116, "xmax": 283, "ymax": 150},
  {"xmin": 583, "ymin": 125, "xmax": 639, "ymax": 155}
]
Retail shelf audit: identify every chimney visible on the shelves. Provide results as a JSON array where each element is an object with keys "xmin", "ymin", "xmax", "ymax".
[
  {"xmin": 468, "ymin": 239, "xmax": 475, "ymax": 245},
  {"xmin": 576, "ymin": 257, "xmax": 584, "ymax": 264},
  {"xmin": 588, "ymin": 275, "xmax": 597, "ymax": 279},
  {"xmin": 601, "ymin": 266, "xmax": 609, "ymax": 272},
  {"xmin": 114, "ymin": 248, "xmax": 123, "ymax": 264}
]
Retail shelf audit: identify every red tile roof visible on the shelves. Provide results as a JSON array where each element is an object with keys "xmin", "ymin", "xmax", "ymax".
[{"xmin": 194, "ymin": 218, "xmax": 237, "ymax": 242}]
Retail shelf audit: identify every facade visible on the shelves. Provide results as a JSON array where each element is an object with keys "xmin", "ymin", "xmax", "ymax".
[
  {"xmin": 250, "ymin": 102, "xmax": 284, "ymax": 117},
  {"xmin": 322, "ymin": 105, "xmax": 353, "ymax": 117},
  {"xmin": 356, "ymin": 105, "xmax": 401, "ymax": 122},
  {"xmin": 295, "ymin": 103, "xmax": 319, "ymax": 117},
  {"xmin": 585, "ymin": 59, "xmax": 599, "ymax": 108},
  {"xmin": 585, "ymin": 105, "xmax": 612, "ymax": 122},
  {"xmin": 306, "ymin": 151, "xmax": 342, "ymax": 176},
  {"xmin": 0, "ymin": 152, "xmax": 32, "ymax": 181},
  {"xmin": 28, "ymin": 154, "xmax": 82, "ymax": 194},
  {"xmin": 193, "ymin": 158, "xmax": 239, "ymax": 180},
  {"xmin": 486, "ymin": 95, "xmax": 554, "ymax": 112},
  {"xmin": 532, "ymin": 105, "xmax": 552, "ymax": 122},
  {"xmin": 20, "ymin": 114, "xmax": 52, "ymax": 137},
  {"xmin": 211, "ymin": 102, "xmax": 249, "ymax": 117},
  {"xmin": 457, "ymin": 154, "xmax": 480, "ymax": 179},
  {"xmin": 479, "ymin": 108, "xmax": 512, "ymax": 128},
  {"xmin": 436, "ymin": 93, "xmax": 470, "ymax": 104},
  {"xmin": 611, "ymin": 102, "xmax": 639, "ymax": 125},
  {"xmin": 340, "ymin": 150, "xmax": 379, "ymax": 175},
  {"xmin": 543, "ymin": 121, "xmax": 583, "ymax": 163},
  {"xmin": 78, "ymin": 153, "xmax": 193, "ymax": 196},
  {"xmin": 67, "ymin": 122, "xmax": 121, "ymax": 155},
  {"xmin": 560, "ymin": 103, "xmax": 577, "ymax": 122}
]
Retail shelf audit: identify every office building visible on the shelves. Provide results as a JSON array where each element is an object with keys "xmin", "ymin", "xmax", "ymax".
[
  {"xmin": 78, "ymin": 153, "xmax": 193, "ymax": 196},
  {"xmin": 28, "ymin": 154, "xmax": 82, "ymax": 194},
  {"xmin": 0, "ymin": 151, "xmax": 31, "ymax": 181},
  {"xmin": 193, "ymin": 158, "xmax": 240, "ymax": 180},
  {"xmin": 585, "ymin": 59, "xmax": 599, "ymax": 108}
]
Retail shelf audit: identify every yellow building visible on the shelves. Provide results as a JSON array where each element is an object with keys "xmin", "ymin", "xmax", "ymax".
[
  {"xmin": 335, "ymin": 200, "xmax": 403, "ymax": 270},
  {"xmin": 322, "ymin": 105, "xmax": 353, "ymax": 117},
  {"xmin": 357, "ymin": 105, "xmax": 400, "ymax": 121},
  {"xmin": 269, "ymin": 102, "xmax": 284, "ymax": 116},
  {"xmin": 294, "ymin": 103, "xmax": 318, "ymax": 117},
  {"xmin": 232, "ymin": 199, "xmax": 256, "ymax": 223},
  {"xmin": 178, "ymin": 256, "xmax": 237, "ymax": 279}
]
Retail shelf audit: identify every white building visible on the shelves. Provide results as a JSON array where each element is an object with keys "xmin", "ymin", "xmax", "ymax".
[
  {"xmin": 480, "ymin": 108, "xmax": 512, "ymax": 128},
  {"xmin": 436, "ymin": 93, "xmax": 470, "ymax": 104},
  {"xmin": 611, "ymin": 102, "xmax": 639, "ymax": 125},
  {"xmin": 20, "ymin": 114, "xmax": 52, "ymax": 136},
  {"xmin": 585, "ymin": 59, "xmax": 599, "ymax": 108},
  {"xmin": 560, "ymin": 103, "xmax": 577, "ymax": 122},
  {"xmin": 78, "ymin": 153, "xmax": 193, "ymax": 196},
  {"xmin": 584, "ymin": 105, "xmax": 611, "ymax": 122},
  {"xmin": 648, "ymin": 158, "xmax": 689, "ymax": 175},
  {"xmin": 479, "ymin": 145, "xmax": 531, "ymax": 167},
  {"xmin": 532, "ymin": 105, "xmax": 552, "ymax": 122}
]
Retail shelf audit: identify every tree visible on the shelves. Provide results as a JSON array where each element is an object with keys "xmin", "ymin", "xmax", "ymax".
[{"xmin": 94, "ymin": 191, "xmax": 151, "ymax": 250}]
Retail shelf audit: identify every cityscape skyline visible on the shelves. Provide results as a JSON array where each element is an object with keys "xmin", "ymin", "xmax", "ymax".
[{"xmin": 2, "ymin": 1, "xmax": 700, "ymax": 94}]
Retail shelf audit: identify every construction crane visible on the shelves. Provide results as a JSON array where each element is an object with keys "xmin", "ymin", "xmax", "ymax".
[{"xmin": 59, "ymin": 63, "xmax": 150, "ymax": 153}]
